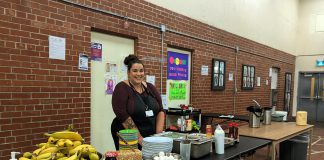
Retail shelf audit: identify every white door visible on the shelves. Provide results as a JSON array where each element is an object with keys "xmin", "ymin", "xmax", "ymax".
[{"xmin": 91, "ymin": 32, "xmax": 134, "ymax": 153}]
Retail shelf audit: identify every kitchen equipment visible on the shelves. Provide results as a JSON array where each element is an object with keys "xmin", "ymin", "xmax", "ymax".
[
  {"xmin": 116, "ymin": 132, "xmax": 137, "ymax": 151},
  {"xmin": 153, "ymin": 132, "xmax": 211, "ymax": 159},
  {"xmin": 180, "ymin": 140, "xmax": 191, "ymax": 160},
  {"xmin": 263, "ymin": 107, "xmax": 272, "ymax": 125},
  {"xmin": 142, "ymin": 137, "xmax": 173, "ymax": 159},
  {"xmin": 275, "ymin": 111, "xmax": 288, "ymax": 121},
  {"xmin": 214, "ymin": 124, "xmax": 224, "ymax": 154},
  {"xmin": 247, "ymin": 106, "xmax": 263, "ymax": 128},
  {"xmin": 296, "ymin": 111, "xmax": 307, "ymax": 125},
  {"xmin": 271, "ymin": 114, "xmax": 285, "ymax": 121}
]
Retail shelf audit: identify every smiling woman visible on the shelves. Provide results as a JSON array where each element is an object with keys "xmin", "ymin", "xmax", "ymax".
[{"xmin": 110, "ymin": 55, "xmax": 165, "ymax": 150}]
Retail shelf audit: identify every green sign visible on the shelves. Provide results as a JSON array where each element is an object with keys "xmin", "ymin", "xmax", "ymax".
[{"xmin": 169, "ymin": 81, "xmax": 186, "ymax": 100}]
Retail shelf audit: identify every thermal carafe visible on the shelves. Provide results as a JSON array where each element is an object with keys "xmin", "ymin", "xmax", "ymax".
[
  {"xmin": 247, "ymin": 106, "xmax": 263, "ymax": 128},
  {"xmin": 263, "ymin": 107, "xmax": 272, "ymax": 125}
]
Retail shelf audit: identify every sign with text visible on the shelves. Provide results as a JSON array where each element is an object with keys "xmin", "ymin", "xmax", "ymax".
[
  {"xmin": 169, "ymin": 81, "xmax": 186, "ymax": 100},
  {"xmin": 91, "ymin": 42, "xmax": 102, "ymax": 61},
  {"xmin": 167, "ymin": 51, "xmax": 189, "ymax": 80}
]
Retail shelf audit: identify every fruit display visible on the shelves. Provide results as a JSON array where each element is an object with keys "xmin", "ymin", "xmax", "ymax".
[{"xmin": 19, "ymin": 126, "xmax": 100, "ymax": 160}]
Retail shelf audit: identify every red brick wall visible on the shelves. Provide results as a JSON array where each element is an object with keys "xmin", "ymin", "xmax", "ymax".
[{"xmin": 0, "ymin": 0, "xmax": 295, "ymax": 158}]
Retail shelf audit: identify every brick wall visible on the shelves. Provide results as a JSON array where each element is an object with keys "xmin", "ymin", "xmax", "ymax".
[{"xmin": 0, "ymin": 0, "xmax": 295, "ymax": 158}]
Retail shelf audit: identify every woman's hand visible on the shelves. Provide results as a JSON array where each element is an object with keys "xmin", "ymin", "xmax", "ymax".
[{"xmin": 138, "ymin": 135, "xmax": 144, "ymax": 146}]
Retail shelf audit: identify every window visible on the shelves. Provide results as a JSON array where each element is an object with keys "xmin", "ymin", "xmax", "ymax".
[
  {"xmin": 284, "ymin": 73, "xmax": 292, "ymax": 112},
  {"xmin": 211, "ymin": 59, "xmax": 225, "ymax": 90},
  {"xmin": 242, "ymin": 65, "xmax": 255, "ymax": 90}
]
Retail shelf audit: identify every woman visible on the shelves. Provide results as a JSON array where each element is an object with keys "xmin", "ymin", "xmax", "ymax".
[{"xmin": 111, "ymin": 55, "xmax": 165, "ymax": 150}]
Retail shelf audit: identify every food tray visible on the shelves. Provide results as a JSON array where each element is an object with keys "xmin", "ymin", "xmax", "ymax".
[
  {"xmin": 212, "ymin": 137, "xmax": 236, "ymax": 149},
  {"xmin": 153, "ymin": 132, "xmax": 211, "ymax": 159}
]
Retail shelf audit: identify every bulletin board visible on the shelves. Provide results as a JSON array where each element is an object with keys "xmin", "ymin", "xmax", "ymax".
[{"xmin": 166, "ymin": 48, "xmax": 191, "ymax": 108}]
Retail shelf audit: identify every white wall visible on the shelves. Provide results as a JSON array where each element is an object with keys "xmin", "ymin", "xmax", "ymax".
[
  {"xmin": 296, "ymin": 0, "xmax": 324, "ymax": 56},
  {"xmin": 292, "ymin": 0, "xmax": 324, "ymax": 116},
  {"xmin": 146, "ymin": 0, "xmax": 299, "ymax": 55},
  {"xmin": 293, "ymin": 55, "xmax": 324, "ymax": 115}
]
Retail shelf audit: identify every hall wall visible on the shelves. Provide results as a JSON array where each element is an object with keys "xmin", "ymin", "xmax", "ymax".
[{"xmin": 0, "ymin": 0, "xmax": 295, "ymax": 158}]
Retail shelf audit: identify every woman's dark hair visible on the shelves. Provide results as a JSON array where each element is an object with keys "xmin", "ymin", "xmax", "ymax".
[{"xmin": 124, "ymin": 55, "xmax": 144, "ymax": 71}]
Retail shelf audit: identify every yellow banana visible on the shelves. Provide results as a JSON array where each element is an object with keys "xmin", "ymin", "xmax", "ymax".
[
  {"xmin": 44, "ymin": 131, "xmax": 83, "ymax": 141},
  {"xmin": 81, "ymin": 146, "xmax": 97, "ymax": 156},
  {"xmin": 36, "ymin": 143, "xmax": 47, "ymax": 148},
  {"xmin": 18, "ymin": 157, "xmax": 31, "ymax": 160},
  {"xmin": 89, "ymin": 153, "xmax": 99, "ymax": 160},
  {"xmin": 23, "ymin": 152, "xmax": 32, "ymax": 158},
  {"xmin": 48, "ymin": 137, "xmax": 58, "ymax": 144},
  {"xmin": 57, "ymin": 157, "xmax": 68, "ymax": 160},
  {"xmin": 33, "ymin": 145, "xmax": 45, "ymax": 155},
  {"xmin": 56, "ymin": 139, "xmax": 66, "ymax": 147},
  {"xmin": 72, "ymin": 141, "xmax": 82, "ymax": 147},
  {"xmin": 39, "ymin": 146, "xmax": 59, "ymax": 155},
  {"xmin": 64, "ymin": 139, "xmax": 73, "ymax": 147},
  {"xmin": 69, "ymin": 144, "xmax": 92, "ymax": 155},
  {"xmin": 66, "ymin": 151, "xmax": 78, "ymax": 160},
  {"xmin": 36, "ymin": 152, "xmax": 52, "ymax": 159},
  {"xmin": 56, "ymin": 152, "xmax": 65, "ymax": 159}
]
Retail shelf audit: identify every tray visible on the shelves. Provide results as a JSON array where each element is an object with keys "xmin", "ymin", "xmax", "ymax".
[{"xmin": 153, "ymin": 132, "xmax": 211, "ymax": 159}]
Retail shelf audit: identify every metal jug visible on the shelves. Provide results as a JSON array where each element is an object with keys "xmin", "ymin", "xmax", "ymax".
[
  {"xmin": 247, "ymin": 106, "xmax": 263, "ymax": 128},
  {"xmin": 263, "ymin": 107, "xmax": 272, "ymax": 125}
]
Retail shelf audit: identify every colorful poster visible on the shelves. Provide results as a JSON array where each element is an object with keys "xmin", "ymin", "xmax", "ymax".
[
  {"xmin": 91, "ymin": 42, "xmax": 102, "ymax": 61},
  {"xmin": 105, "ymin": 75, "xmax": 117, "ymax": 95},
  {"xmin": 167, "ymin": 51, "xmax": 189, "ymax": 80},
  {"xmin": 169, "ymin": 81, "xmax": 186, "ymax": 100}
]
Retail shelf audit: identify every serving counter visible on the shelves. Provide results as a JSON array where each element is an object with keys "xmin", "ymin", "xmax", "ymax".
[
  {"xmin": 195, "ymin": 135, "xmax": 271, "ymax": 160},
  {"xmin": 239, "ymin": 122, "xmax": 314, "ymax": 160}
]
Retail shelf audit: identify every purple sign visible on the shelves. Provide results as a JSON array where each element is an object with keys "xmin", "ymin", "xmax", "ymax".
[
  {"xmin": 167, "ymin": 51, "xmax": 189, "ymax": 80},
  {"xmin": 91, "ymin": 42, "xmax": 102, "ymax": 61}
]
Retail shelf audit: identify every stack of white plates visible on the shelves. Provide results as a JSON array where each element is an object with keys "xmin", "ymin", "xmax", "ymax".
[{"xmin": 142, "ymin": 137, "xmax": 173, "ymax": 159}]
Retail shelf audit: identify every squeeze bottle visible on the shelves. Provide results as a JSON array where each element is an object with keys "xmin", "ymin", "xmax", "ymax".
[
  {"xmin": 10, "ymin": 152, "xmax": 20, "ymax": 160},
  {"xmin": 214, "ymin": 124, "xmax": 224, "ymax": 154}
]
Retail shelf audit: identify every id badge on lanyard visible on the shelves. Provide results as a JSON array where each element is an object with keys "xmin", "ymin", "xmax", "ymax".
[{"xmin": 145, "ymin": 104, "xmax": 154, "ymax": 117}]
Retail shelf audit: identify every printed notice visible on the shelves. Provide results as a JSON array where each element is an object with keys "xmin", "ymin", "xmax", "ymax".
[
  {"xmin": 169, "ymin": 81, "xmax": 186, "ymax": 100},
  {"xmin": 201, "ymin": 65, "xmax": 208, "ymax": 75},
  {"xmin": 146, "ymin": 75, "xmax": 156, "ymax": 86},
  {"xmin": 49, "ymin": 35, "xmax": 66, "ymax": 60},
  {"xmin": 78, "ymin": 53, "xmax": 89, "ymax": 70}
]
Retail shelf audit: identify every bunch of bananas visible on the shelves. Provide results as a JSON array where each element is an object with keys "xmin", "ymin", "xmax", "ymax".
[{"xmin": 19, "ymin": 128, "xmax": 100, "ymax": 160}]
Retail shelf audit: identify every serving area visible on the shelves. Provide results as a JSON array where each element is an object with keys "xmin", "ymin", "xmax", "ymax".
[
  {"xmin": 239, "ymin": 122, "xmax": 314, "ymax": 160},
  {"xmin": 196, "ymin": 136, "xmax": 271, "ymax": 160}
]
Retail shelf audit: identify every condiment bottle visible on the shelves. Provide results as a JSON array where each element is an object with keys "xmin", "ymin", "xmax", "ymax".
[
  {"xmin": 186, "ymin": 119, "xmax": 192, "ymax": 131},
  {"xmin": 214, "ymin": 124, "xmax": 224, "ymax": 154},
  {"xmin": 177, "ymin": 118, "xmax": 182, "ymax": 131},
  {"xmin": 106, "ymin": 151, "xmax": 118, "ymax": 160},
  {"xmin": 206, "ymin": 125, "xmax": 212, "ymax": 138}
]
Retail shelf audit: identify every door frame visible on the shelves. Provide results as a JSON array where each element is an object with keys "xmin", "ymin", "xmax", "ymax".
[{"xmin": 297, "ymin": 71, "xmax": 324, "ymax": 122}]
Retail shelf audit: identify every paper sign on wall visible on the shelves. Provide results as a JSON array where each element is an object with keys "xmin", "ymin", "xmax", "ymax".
[
  {"xmin": 49, "ymin": 35, "xmax": 66, "ymax": 60},
  {"xmin": 161, "ymin": 94, "xmax": 168, "ymax": 110},
  {"xmin": 79, "ymin": 53, "xmax": 89, "ymax": 70},
  {"xmin": 169, "ymin": 81, "xmax": 186, "ymax": 100},
  {"xmin": 91, "ymin": 42, "xmax": 102, "ymax": 61},
  {"xmin": 167, "ymin": 51, "xmax": 189, "ymax": 80},
  {"xmin": 201, "ymin": 65, "xmax": 208, "ymax": 75},
  {"xmin": 146, "ymin": 75, "xmax": 155, "ymax": 86},
  {"xmin": 229, "ymin": 72, "xmax": 233, "ymax": 81},
  {"xmin": 105, "ymin": 75, "xmax": 117, "ymax": 95}
]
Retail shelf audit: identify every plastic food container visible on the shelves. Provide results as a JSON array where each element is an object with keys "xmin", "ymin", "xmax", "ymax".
[{"xmin": 272, "ymin": 114, "xmax": 285, "ymax": 122}]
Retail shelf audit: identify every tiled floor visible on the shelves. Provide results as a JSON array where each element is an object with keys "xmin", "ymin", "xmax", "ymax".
[{"xmin": 250, "ymin": 122, "xmax": 324, "ymax": 160}]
